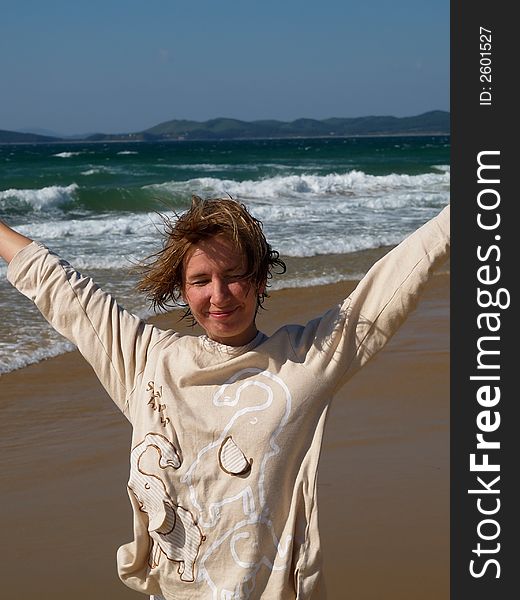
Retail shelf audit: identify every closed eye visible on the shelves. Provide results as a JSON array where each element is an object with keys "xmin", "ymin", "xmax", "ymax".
[
  {"xmin": 186, "ymin": 272, "xmax": 248, "ymax": 287},
  {"xmin": 187, "ymin": 279, "xmax": 210, "ymax": 286}
]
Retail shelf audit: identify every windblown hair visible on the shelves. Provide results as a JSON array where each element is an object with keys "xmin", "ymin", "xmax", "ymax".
[{"xmin": 137, "ymin": 195, "xmax": 286, "ymax": 313}]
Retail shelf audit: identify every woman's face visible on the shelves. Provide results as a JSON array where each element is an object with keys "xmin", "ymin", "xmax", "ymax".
[{"xmin": 183, "ymin": 235, "xmax": 264, "ymax": 346}]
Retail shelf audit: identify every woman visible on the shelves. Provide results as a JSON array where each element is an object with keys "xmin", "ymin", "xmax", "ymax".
[{"xmin": 0, "ymin": 196, "xmax": 450, "ymax": 599}]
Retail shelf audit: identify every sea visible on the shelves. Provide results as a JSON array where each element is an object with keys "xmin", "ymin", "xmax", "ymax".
[{"xmin": 0, "ymin": 135, "xmax": 450, "ymax": 375}]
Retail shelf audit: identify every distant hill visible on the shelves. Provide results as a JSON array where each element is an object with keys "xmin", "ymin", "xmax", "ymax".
[
  {"xmin": 0, "ymin": 111, "xmax": 449, "ymax": 144},
  {"xmin": 15, "ymin": 127, "xmax": 66, "ymax": 138},
  {"xmin": 141, "ymin": 110, "xmax": 450, "ymax": 140},
  {"xmin": 0, "ymin": 129, "xmax": 61, "ymax": 144}
]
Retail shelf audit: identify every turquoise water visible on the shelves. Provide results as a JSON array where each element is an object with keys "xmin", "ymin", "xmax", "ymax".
[{"xmin": 0, "ymin": 136, "xmax": 450, "ymax": 373}]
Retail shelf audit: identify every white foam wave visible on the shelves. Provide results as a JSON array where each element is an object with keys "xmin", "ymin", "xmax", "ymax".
[
  {"xmin": 12, "ymin": 216, "xmax": 409, "ymax": 269},
  {"xmin": 117, "ymin": 150, "xmax": 139, "ymax": 155},
  {"xmin": 53, "ymin": 151, "xmax": 83, "ymax": 158},
  {"xmin": 278, "ymin": 233, "xmax": 402, "ymax": 258},
  {"xmin": 0, "ymin": 184, "xmax": 79, "ymax": 210},
  {"xmin": 0, "ymin": 339, "xmax": 75, "ymax": 375},
  {"xmin": 147, "ymin": 169, "xmax": 450, "ymax": 201},
  {"xmin": 158, "ymin": 163, "xmax": 259, "ymax": 172},
  {"xmin": 11, "ymin": 195, "xmax": 448, "ymax": 267},
  {"xmin": 269, "ymin": 272, "xmax": 365, "ymax": 291},
  {"xmin": 156, "ymin": 162, "xmax": 324, "ymax": 173},
  {"xmin": 17, "ymin": 212, "xmax": 161, "ymax": 240},
  {"xmin": 80, "ymin": 166, "xmax": 116, "ymax": 176}
]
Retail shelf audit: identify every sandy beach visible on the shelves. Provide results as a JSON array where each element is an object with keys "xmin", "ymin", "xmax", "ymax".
[{"xmin": 0, "ymin": 273, "xmax": 449, "ymax": 599}]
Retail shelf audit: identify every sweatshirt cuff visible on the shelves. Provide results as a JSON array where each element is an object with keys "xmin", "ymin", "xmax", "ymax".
[{"xmin": 6, "ymin": 241, "xmax": 48, "ymax": 287}]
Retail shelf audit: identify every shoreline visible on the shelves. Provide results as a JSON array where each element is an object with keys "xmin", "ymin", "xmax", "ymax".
[
  {"xmin": 1, "ymin": 258, "xmax": 449, "ymax": 378},
  {"xmin": 0, "ymin": 131, "xmax": 450, "ymax": 146}
]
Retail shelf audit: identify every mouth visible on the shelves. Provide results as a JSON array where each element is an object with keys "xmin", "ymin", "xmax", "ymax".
[{"xmin": 208, "ymin": 307, "xmax": 238, "ymax": 320}]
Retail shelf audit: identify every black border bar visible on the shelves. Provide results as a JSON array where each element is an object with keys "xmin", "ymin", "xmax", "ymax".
[{"xmin": 451, "ymin": 2, "xmax": 515, "ymax": 598}]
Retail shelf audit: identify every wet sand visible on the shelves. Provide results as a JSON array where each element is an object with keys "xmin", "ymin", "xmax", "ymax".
[{"xmin": 0, "ymin": 274, "xmax": 449, "ymax": 599}]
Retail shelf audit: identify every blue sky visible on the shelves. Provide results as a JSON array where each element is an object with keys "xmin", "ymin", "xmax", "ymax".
[{"xmin": 1, "ymin": 0, "xmax": 449, "ymax": 136}]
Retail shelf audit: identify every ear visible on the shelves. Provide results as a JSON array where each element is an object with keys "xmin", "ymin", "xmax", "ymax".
[{"xmin": 258, "ymin": 279, "xmax": 267, "ymax": 297}]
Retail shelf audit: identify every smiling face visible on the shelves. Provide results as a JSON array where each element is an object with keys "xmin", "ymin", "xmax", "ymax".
[{"xmin": 183, "ymin": 235, "xmax": 265, "ymax": 347}]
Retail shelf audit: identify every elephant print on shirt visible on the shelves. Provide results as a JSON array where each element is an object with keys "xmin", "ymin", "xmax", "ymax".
[{"xmin": 128, "ymin": 432, "xmax": 205, "ymax": 582}]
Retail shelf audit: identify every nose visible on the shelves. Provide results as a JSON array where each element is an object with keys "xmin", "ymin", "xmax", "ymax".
[{"xmin": 210, "ymin": 277, "xmax": 231, "ymax": 305}]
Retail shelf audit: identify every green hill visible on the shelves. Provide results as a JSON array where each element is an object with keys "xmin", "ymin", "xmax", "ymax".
[
  {"xmin": 140, "ymin": 110, "xmax": 449, "ymax": 140},
  {"xmin": 0, "ymin": 111, "xmax": 450, "ymax": 144},
  {"xmin": 0, "ymin": 129, "xmax": 62, "ymax": 144}
]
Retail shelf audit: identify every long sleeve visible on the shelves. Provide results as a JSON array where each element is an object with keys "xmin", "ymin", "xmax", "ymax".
[
  {"xmin": 287, "ymin": 204, "xmax": 450, "ymax": 390},
  {"xmin": 7, "ymin": 242, "xmax": 172, "ymax": 414},
  {"xmin": 342, "ymin": 203, "xmax": 450, "ymax": 377}
]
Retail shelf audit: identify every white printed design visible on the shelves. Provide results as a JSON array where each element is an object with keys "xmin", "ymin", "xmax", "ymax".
[
  {"xmin": 128, "ymin": 432, "xmax": 205, "ymax": 582},
  {"xmin": 182, "ymin": 368, "xmax": 293, "ymax": 598}
]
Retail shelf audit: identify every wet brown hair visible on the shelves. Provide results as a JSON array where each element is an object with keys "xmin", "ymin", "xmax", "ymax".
[{"xmin": 137, "ymin": 195, "xmax": 286, "ymax": 314}]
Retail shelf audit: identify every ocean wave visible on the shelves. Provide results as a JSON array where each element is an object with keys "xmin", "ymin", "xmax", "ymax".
[
  {"xmin": 80, "ymin": 166, "xmax": 118, "ymax": 176},
  {"xmin": 156, "ymin": 163, "xmax": 260, "ymax": 172},
  {"xmin": 270, "ymin": 272, "xmax": 365, "ymax": 291},
  {"xmin": 155, "ymin": 162, "xmax": 332, "ymax": 173},
  {"xmin": 10, "ymin": 219, "xmax": 412, "ymax": 269},
  {"xmin": 53, "ymin": 151, "xmax": 84, "ymax": 158},
  {"xmin": 277, "ymin": 232, "xmax": 403, "ymax": 258},
  {"xmin": 0, "ymin": 184, "xmax": 79, "ymax": 211},
  {"xmin": 147, "ymin": 169, "xmax": 450, "ymax": 201},
  {"xmin": 0, "ymin": 338, "xmax": 76, "ymax": 375},
  {"xmin": 10, "ymin": 199, "xmax": 448, "ymax": 267},
  {"xmin": 14, "ymin": 212, "xmax": 161, "ymax": 241}
]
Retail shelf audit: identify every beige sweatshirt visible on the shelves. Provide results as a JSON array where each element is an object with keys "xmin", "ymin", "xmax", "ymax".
[{"xmin": 7, "ymin": 205, "xmax": 450, "ymax": 600}]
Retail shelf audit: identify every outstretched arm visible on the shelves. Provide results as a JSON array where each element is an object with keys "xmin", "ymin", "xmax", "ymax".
[
  {"xmin": 342, "ymin": 203, "xmax": 450, "ymax": 378},
  {"xmin": 6, "ymin": 232, "xmax": 172, "ymax": 417},
  {"xmin": 0, "ymin": 220, "xmax": 32, "ymax": 263},
  {"xmin": 291, "ymin": 205, "xmax": 450, "ymax": 389}
]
